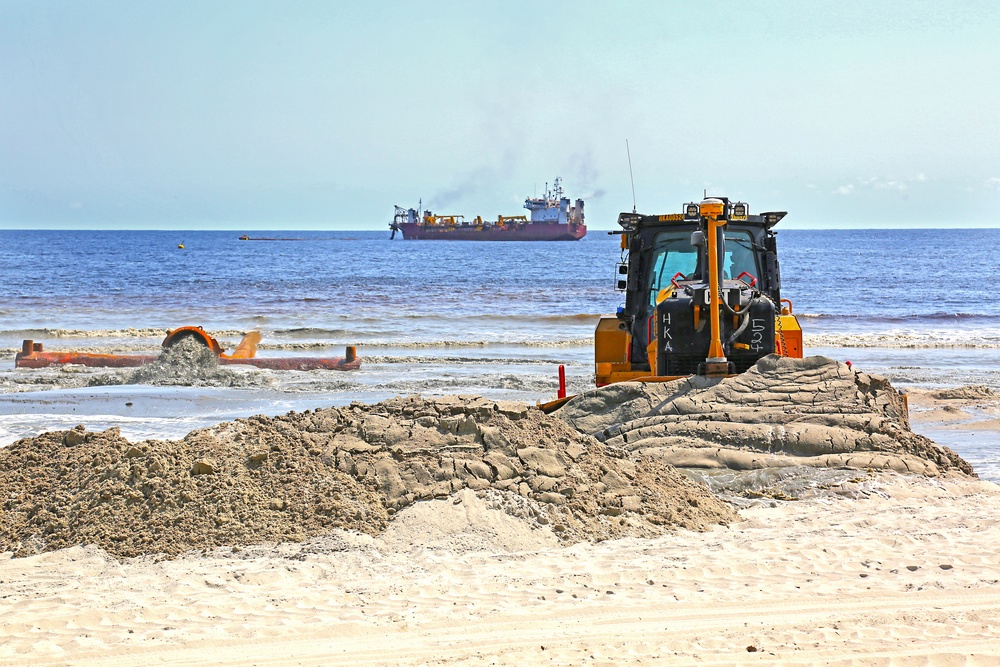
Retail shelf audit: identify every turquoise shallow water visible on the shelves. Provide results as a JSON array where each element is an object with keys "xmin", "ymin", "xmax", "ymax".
[{"xmin": 0, "ymin": 228, "xmax": 997, "ymax": 480}]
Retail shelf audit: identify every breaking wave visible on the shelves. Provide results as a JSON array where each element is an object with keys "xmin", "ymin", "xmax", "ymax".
[
  {"xmin": 355, "ymin": 338, "xmax": 592, "ymax": 349},
  {"xmin": 2, "ymin": 328, "xmax": 170, "ymax": 339},
  {"xmin": 362, "ymin": 355, "xmax": 583, "ymax": 365},
  {"xmin": 8, "ymin": 331, "xmax": 1000, "ymax": 355},
  {"xmin": 804, "ymin": 331, "xmax": 1000, "ymax": 349},
  {"xmin": 0, "ymin": 328, "xmax": 248, "ymax": 339},
  {"xmin": 0, "ymin": 318, "xmax": 600, "ymax": 342},
  {"xmin": 796, "ymin": 312, "xmax": 1000, "ymax": 323}
]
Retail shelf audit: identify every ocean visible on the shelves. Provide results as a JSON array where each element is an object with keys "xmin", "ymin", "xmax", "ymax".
[{"xmin": 1, "ymin": 228, "xmax": 998, "ymax": 479}]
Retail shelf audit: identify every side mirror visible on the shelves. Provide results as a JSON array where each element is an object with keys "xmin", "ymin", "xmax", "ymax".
[{"xmin": 690, "ymin": 231, "xmax": 705, "ymax": 247}]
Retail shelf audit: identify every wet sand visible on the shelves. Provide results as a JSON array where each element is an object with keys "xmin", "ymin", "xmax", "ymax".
[
  {"xmin": 907, "ymin": 385, "xmax": 1000, "ymax": 430},
  {"xmin": 907, "ymin": 386, "xmax": 1000, "ymax": 482}
]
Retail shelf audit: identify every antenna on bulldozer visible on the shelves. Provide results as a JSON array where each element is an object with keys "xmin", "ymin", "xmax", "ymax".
[{"xmin": 626, "ymin": 139, "xmax": 637, "ymax": 214}]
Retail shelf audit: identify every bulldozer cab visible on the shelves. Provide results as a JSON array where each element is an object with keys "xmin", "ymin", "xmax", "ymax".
[
  {"xmin": 644, "ymin": 228, "xmax": 765, "ymax": 308},
  {"xmin": 596, "ymin": 198, "xmax": 801, "ymax": 387}
]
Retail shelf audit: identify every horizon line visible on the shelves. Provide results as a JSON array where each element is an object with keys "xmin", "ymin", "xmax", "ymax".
[{"xmin": 1, "ymin": 226, "xmax": 999, "ymax": 232}]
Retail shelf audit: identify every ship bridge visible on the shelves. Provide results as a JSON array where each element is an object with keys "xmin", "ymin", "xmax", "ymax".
[{"xmin": 523, "ymin": 177, "xmax": 585, "ymax": 225}]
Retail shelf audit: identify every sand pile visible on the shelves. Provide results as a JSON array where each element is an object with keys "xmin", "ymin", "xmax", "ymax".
[
  {"xmin": 0, "ymin": 395, "xmax": 737, "ymax": 558},
  {"xmin": 2, "ymin": 356, "xmax": 976, "ymax": 559},
  {"xmin": 555, "ymin": 355, "xmax": 973, "ymax": 481}
]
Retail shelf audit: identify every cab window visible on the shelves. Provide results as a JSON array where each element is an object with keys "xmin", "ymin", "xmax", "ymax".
[
  {"xmin": 647, "ymin": 231, "xmax": 698, "ymax": 307},
  {"xmin": 723, "ymin": 231, "xmax": 759, "ymax": 282}
]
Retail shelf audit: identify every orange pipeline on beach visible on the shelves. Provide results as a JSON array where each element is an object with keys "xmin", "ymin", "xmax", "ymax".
[{"xmin": 14, "ymin": 326, "xmax": 361, "ymax": 372}]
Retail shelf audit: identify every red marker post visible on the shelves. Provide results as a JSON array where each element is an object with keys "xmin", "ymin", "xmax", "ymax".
[{"xmin": 558, "ymin": 364, "xmax": 567, "ymax": 399}]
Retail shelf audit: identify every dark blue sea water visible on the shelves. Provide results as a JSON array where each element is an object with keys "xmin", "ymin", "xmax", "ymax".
[
  {"xmin": 1, "ymin": 228, "xmax": 998, "ymax": 344},
  {"xmin": 0, "ymin": 228, "xmax": 997, "ymax": 478}
]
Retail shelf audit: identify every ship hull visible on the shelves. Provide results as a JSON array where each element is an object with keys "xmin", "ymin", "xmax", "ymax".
[{"xmin": 398, "ymin": 223, "xmax": 586, "ymax": 241}]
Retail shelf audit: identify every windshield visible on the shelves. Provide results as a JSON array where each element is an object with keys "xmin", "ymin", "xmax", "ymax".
[
  {"xmin": 646, "ymin": 229, "xmax": 760, "ymax": 307},
  {"xmin": 647, "ymin": 231, "xmax": 698, "ymax": 307}
]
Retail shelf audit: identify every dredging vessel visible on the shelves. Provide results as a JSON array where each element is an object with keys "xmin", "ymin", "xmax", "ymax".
[{"xmin": 389, "ymin": 177, "xmax": 586, "ymax": 241}]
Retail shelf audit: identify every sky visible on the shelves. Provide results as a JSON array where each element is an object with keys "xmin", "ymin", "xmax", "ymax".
[{"xmin": 1, "ymin": 0, "xmax": 999, "ymax": 230}]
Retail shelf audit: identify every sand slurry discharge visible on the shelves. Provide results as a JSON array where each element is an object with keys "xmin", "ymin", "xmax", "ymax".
[{"xmin": 0, "ymin": 355, "xmax": 973, "ymax": 559}]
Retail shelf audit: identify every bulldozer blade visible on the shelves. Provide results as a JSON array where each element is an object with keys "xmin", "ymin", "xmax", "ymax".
[{"xmin": 537, "ymin": 394, "xmax": 575, "ymax": 414}]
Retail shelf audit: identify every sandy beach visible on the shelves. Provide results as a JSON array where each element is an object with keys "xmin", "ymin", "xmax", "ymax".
[
  {"xmin": 2, "ymin": 476, "xmax": 998, "ymax": 666},
  {"xmin": 2, "ymin": 363, "xmax": 1000, "ymax": 666}
]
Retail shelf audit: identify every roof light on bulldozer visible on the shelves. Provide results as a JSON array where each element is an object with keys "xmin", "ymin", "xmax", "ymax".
[
  {"xmin": 683, "ymin": 203, "xmax": 700, "ymax": 220},
  {"xmin": 616, "ymin": 212, "xmax": 642, "ymax": 231},
  {"xmin": 762, "ymin": 211, "xmax": 787, "ymax": 227},
  {"xmin": 731, "ymin": 202, "xmax": 749, "ymax": 220}
]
